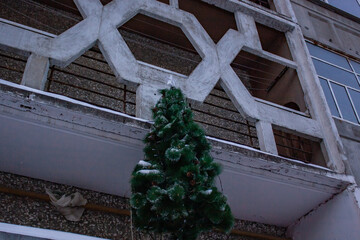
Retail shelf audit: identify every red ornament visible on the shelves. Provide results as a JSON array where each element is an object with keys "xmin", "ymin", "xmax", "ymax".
[
  {"xmin": 190, "ymin": 180, "xmax": 196, "ymax": 186},
  {"xmin": 186, "ymin": 172, "xmax": 193, "ymax": 178}
]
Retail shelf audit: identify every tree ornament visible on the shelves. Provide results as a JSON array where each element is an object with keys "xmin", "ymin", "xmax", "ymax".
[
  {"xmin": 130, "ymin": 87, "xmax": 234, "ymax": 240},
  {"xmin": 148, "ymin": 133, "xmax": 156, "ymax": 141}
]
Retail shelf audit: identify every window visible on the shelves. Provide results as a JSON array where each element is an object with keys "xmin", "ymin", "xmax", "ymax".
[
  {"xmin": 307, "ymin": 42, "xmax": 360, "ymax": 124},
  {"xmin": 322, "ymin": 0, "xmax": 360, "ymax": 18}
]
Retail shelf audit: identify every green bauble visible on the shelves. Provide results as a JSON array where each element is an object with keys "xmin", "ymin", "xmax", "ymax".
[{"xmin": 130, "ymin": 87, "xmax": 234, "ymax": 239}]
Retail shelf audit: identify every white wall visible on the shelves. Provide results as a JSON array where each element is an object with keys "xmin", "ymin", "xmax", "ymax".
[{"xmin": 288, "ymin": 189, "xmax": 360, "ymax": 240}]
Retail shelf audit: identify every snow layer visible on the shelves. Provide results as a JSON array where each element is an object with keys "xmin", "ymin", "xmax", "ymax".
[
  {"xmin": 138, "ymin": 160, "xmax": 152, "ymax": 167},
  {"xmin": 138, "ymin": 169, "xmax": 160, "ymax": 175}
]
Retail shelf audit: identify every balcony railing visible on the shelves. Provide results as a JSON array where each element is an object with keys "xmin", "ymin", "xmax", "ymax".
[{"xmin": 0, "ymin": 0, "xmax": 330, "ymax": 168}]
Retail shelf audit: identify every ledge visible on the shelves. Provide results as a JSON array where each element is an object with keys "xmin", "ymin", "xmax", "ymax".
[{"xmin": 0, "ymin": 79, "xmax": 354, "ymax": 227}]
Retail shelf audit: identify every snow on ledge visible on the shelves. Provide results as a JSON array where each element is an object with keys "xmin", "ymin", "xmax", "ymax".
[
  {"xmin": 206, "ymin": 136, "xmax": 332, "ymax": 172},
  {"xmin": 0, "ymin": 222, "xmax": 109, "ymax": 240},
  {"xmin": 0, "ymin": 79, "xmax": 152, "ymax": 124},
  {"xmin": 0, "ymin": 80, "xmax": 345, "ymax": 175}
]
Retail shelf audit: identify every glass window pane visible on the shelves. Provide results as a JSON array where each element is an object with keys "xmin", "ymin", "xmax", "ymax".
[
  {"xmin": 306, "ymin": 42, "xmax": 351, "ymax": 70},
  {"xmin": 331, "ymin": 83, "xmax": 358, "ymax": 123},
  {"xmin": 328, "ymin": 0, "xmax": 360, "ymax": 18},
  {"xmin": 319, "ymin": 78, "xmax": 340, "ymax": 117},
  {"xmin": 350, "ymin": 60, "xmax": 360, "ymax": 74},
  {"xmin": 313, "ymin": 59, "xmax": 360, "ymax": 89},
  {"xmin": 349, "ymin": 89, "xmax": 360, "ymax": 123}
]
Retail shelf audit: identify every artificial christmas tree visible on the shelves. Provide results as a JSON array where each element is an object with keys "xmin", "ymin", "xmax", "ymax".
[{"xmin": 130, "ymin": 87, "xmax": 234, "ymax": 240}]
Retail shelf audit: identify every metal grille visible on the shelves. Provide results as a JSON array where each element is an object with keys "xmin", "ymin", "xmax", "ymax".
[
  {"xmin": 274, "ymin": 129, "xmax": 313, "ymax": 163},
  {"xmin": 191, "ymin": 85, "xmax": 259, "ymax": 149},
  {"xmin": 47, "ymin": 47, "xmax": 136, "ymax": 116}
]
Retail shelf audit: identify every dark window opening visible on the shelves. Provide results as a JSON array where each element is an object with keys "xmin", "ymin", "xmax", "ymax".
[
  {"xmin": 247, "ymin": 0, "xmax": 271, "ymax": 9},
  {"xmin": 179, "ymin": 0, "xmax": 237, "ymax": 43},
  {"xmin": 273, "ymin": 127, "xmax": 326, "ymax": 166},
  {"xmin": 284, "ymin": 102, "xmax": 300, "ymax": 111},
  {"xmin": 256, "ymin": 23, "xmax": 293, "ymax": 60},
  {"xmin": 231, "ymin": 51, "xmax": 307, "ymax": 112},
  {"xmin": 157, "ymin": 0, "xmax": 170, "ymax": 4},
  {"xmin": 121, "ymin": 14, "xmax": 201, "ymax": 76},
  {"xmin": 47, "ymin": 46, "xmax": 136, "ymax": 116},
  {"xmin": 190, "ymin": 83, "xmax": 259, "ymax": 149}
]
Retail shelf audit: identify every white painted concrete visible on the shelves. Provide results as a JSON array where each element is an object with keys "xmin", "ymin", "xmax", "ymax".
[
  {"xmin": 0, "ymin": 0, "xmax": 348, "ymax": 173},
  {"xmin": 0, "ymin": 222, "xmax": 109, "ymax": 240},
  {"xmin": 21, "ymin": 54, "xmax": 49, "ymax": 90},
  {"xmin": 0, "ymin": 82, "xmax": 353, "ymax": 227},
  {"xmin": 288, "ymin": 189, "xmax": 360, "ymax": 239},
  {"xmin": 256, "ymin": 120, "xmax": 278, "ymax": 154}
]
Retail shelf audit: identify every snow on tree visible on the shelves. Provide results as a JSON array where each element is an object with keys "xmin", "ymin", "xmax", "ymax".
[{"xmin": 130, "ymin": 87, "xmax": 234, "ymax": 240}]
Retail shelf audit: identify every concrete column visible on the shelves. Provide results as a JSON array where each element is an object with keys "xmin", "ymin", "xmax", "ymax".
[
  {"xmin": 21, "ymin": 53, "xmax": 49, "ymax": 90},
  {"xmin": 234, "ymin": 11, "xmax": 262, "ymax": 50},
  {"xmin": 273, "ymin": 0, "xmax": 297, "ymax": 22},
  {"xmin": 136, "ymin": 84, "xmax": 164, "ymax": 120},
  {"xmin": 256, "ymin": 120, "xmax": 278, "ymax": 155},
  {"xmin": 169, "ymin": 0, "xmax": 179, "ymax": 8}
]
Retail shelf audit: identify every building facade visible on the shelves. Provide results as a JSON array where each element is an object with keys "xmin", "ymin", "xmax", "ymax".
[{"xmin": 0, "ymin": 0, "xmax": 359, "ymax": 239}]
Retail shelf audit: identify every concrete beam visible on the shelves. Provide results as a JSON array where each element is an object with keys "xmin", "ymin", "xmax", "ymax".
[
  {"xmin": 219, "ymin": 68, "xmax": 258, "ymax": 120},
  {"xmin": 0, "ymin": 20, "xmax": 51, "ymax": 56},
  {"xmin": 215, "ymin": 29, "xmax": 259, "ymax": 119},
  {"xmin": 47, "ymin": 15, "xmax": 100, "ymax": 67},
  {"xmin": 139, "ymin": 62, "xmax": 186, "ymax": 88},
  {"xmin": 256, "ymin": 100, "xmax": 322, "ymax": 139},
  {"xmin": 181, "ymin": 15, "xmax": 220, "ymax": 102},
  {"xmin": 273, "ymin": 0, "xmax": 297, "ymax": 22},
  {"xmin": 21, "ymin": 53, "xmax": 49, "ymax": 90},
  {"xmin": 74, "ymin": 0, "xmax": 103, "ymax": 18},
  {"xmin": 136, "ymin": 83, "xmax": 166, "ymax": 120},
  {"xmin": 243, "ymin": 47, "xmax": 298, "ymax": 69},
  {"xmin": 201, "ymin": 0, "xmax": 295, "ymax": 32},
  {"xmin": 235, "ymin": 11, "xmax": 262, "ymax": 50},
  {"xmin": 285, "ymin": 27, "xmax": 345, "ymax": 173},
  {"xmin": 256, "ymin": 120, "xmax": 278, "ymax": 155},
  {"xmin": 273, "ymin": 0, "xmax": 346, "ymax": 172},
  {"xmin": 169, "ymin": 0, "xmax": 179, "ymax": 8},
  {"xmin": 216, "ymin": 29, "xmax": 244, "ymax": 67},
  {"xmin": 98, "ymin": 30, "xmax": 141, "ymax": 85}
]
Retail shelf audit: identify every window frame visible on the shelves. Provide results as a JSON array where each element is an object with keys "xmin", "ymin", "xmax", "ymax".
[{"xmin": 306, "ymin": 40, "xmax": 360, "ymax": 125}]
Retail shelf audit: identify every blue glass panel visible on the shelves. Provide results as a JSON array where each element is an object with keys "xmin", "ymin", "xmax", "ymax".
[
  {"xmin": 331, "ymin": 83, "xmax": 358, "ymax": 123},
  {"xmin": 312, "ymin": 59, "xmax": 360, "ymax": 89},
  {"xmin": 306, "ymin": 42, "xmax": 351, "ymax": 70},
  {"xmin": 328, "ymin": 0, "xmax": 360, "ymax": 18},
  {"xmin": 350, "ymin": 60, "xmax": 360, "ymax": 74},
  {"xmin": 319, "ymin": 78, "xmax": 340, "ymax": 117},
  {"xmin": 349, "ymin": 89, "xmax": 360, "ymax": 123}
]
